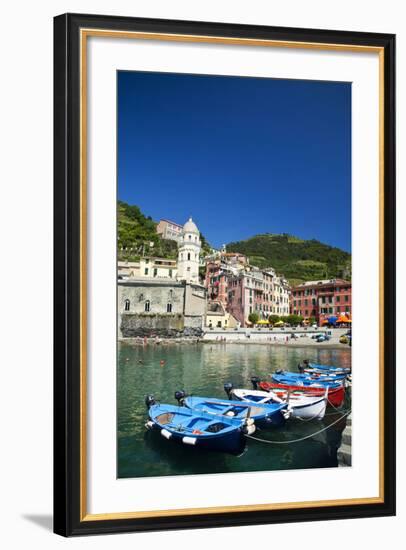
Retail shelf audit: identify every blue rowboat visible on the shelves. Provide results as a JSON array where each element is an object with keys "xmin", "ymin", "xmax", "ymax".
[
  {"xmin": 272, "ymin": 371, "xmax": 344, "ymax": 388},
  {"xmin": 298, "ymin": 360, "xmax": 351, "ymax": 375},
  {"xmin": 178, "ymin": 392, "xmax": 290, "ymax": 429},
  {"xmin": 145, "ymin": 396, "xmax": 254, "ymax": 454}
]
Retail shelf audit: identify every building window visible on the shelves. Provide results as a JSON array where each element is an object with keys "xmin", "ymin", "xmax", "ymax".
[
  {"xmin": 345, "ymin": 295, "xmax": 349, "ymax": 302},
  {"xmin": 169, "ymin": 269, "xmax": 172, "ymax": 278},
  {"xmin": 187, "ymin": 253, "xmax": 191, "ymax": 261},
  {"xmin": 144, "ymin": 268, "xmax": 149, "ymax": 275},
  {"xmin": 124, "ymin": 299, "xmax": 130, "ymax": 311},
  {"xmin": 189, "ymin": 235, "xmax": 191, "ymax": 240},
  {"xmin": 153, "ymin": 268, "xmax": 157, "ymax": 277},
  {"xmin": 336, "ymin": 295, "xmax": 341, "ymax": 302},
  {"xmin": 167, "ymin": 303, "xmax": 172, "ymax": 313},
  {"xmin": 145, "ymin": 300, "xmax": 150, "ymax": 312}
]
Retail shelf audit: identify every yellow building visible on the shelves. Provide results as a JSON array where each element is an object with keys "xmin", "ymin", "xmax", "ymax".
[{"xmin": 205, "ymin": 301, "xmax": 239, "ymax": 329}]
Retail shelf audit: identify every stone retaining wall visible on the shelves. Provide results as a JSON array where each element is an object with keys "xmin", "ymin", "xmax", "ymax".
[{"xmin": 120, "ymin": 313, "xmax": 203, "ymax": 338}]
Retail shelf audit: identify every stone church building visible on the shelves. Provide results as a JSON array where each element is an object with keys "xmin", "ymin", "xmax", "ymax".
[{"xmin": 118, "ymin": 217, "xmax": 207, "ymax": 338}]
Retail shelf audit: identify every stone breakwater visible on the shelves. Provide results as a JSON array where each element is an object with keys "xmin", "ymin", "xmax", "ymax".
[{"xmin": 337, "ymin": 414, "xmax": 352, "ymax": 466}]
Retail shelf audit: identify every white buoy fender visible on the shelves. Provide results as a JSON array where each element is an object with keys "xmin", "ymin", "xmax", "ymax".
[
  {"xmin": 245, "ymin": 424, "xmax": 256, "ymax": 435},
  {"xmin": 161, "ymin": 429, "xmax": 172, "ymax": 439},
  {"xmin": 145, "ymin": 421, "xmax": 155, "ymax": 430},
  {"xmin": 182, "ymin": 437, "xmax": 197, "ymax": 445}
]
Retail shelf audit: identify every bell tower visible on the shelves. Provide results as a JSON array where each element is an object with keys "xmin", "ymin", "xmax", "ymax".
[{"xmin": 177, "ymin": 217, "xmax": 201, "ymax": 284}]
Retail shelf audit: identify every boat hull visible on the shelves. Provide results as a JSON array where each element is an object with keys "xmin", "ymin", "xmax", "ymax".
[
  {"xmin": 146, "ymin": 403, "xmax": 251, "ymax": 454},
  {"xmin": 146, "ymin": 419, "xmax": 246, "ymax": 454}
]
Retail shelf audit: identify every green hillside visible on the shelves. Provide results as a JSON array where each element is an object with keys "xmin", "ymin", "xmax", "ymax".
[
  {"xmin": 226, "ymin": 233, "xmax": 351, "ymax": 284},
  {"xmin": 117, "ymin": 201, "xmax": 211, "ymax": 260}
]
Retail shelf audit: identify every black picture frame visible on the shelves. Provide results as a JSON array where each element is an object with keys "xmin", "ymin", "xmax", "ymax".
[{"xmin": 54, "ymin": 12, "xmax": 396, "ymax": 537}]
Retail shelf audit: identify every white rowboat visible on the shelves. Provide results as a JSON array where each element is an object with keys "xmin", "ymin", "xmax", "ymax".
[{"xmin": 225, "ymin": 386, "xmax": 327, "ymax": 420}]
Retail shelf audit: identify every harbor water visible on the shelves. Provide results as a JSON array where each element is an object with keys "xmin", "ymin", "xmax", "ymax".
[{"xmin": 117, "ymin": 343, "xmax": 351, "ymax": 479}]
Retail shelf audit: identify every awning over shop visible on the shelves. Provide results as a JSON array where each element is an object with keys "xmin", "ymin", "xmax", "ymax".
[{"xmin": 338, "ymin": 315, "xmax": 352, "ymax": 323}]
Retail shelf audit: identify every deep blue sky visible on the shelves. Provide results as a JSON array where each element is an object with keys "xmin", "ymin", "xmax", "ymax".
[{"xmin": 118, "ymin": 71, "xmax": 351, "ymax": 252}]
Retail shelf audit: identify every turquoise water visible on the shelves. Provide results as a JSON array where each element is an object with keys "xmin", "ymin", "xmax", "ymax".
[{"xmin": 117, "ymin": 343, "xmax": 351, "ymax": 478}]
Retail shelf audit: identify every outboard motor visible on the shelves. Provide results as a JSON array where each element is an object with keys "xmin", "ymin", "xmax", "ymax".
[
  {"xmin": 251, "ymin": 376, "xmax": 260, "ymax": 390},
  {"xmin": 303, "ymin": 359, "xmax": 310, "ymax": 366},
  {"xmin": 224, "ymin": 382, "xmax": 233, "ymax": 399},
  {"xmin": 174, "ymin": 390, "xmax": 187, "ymax": 405},
  {"xmin": 298, "ymin": 362, "xmax": 305, "ymax": 373},
  {"xmin": 275, "ymin": 369, "xmax": 283, "ymax": 375},
  {"xmin": 145, "ymin": 395, "xmax": 156, "ymax": 409}
]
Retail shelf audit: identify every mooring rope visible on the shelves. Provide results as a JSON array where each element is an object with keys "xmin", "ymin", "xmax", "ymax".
[{"xmin": 245, "ymin": 409, "xmax": 351, "ymax": 445}]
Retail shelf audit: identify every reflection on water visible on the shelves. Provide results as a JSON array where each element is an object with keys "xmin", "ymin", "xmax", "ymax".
[{"xmin": 117, "ymin": 343, "xmax": 351, "ymax": 478}]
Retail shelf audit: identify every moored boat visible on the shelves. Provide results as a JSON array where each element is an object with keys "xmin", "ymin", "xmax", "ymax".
[
  {"xmin": 272, "ymin": 370, "xmax": 347, "ymax": 385},
  {"xmin": 177, "ymin": 392, "xmax": 290, "ymax": 429},
  {"xmin": 252, "ymin": 377, "xmax": 346, "ymax": 407},
  {"xmin": 224, "ymin": 383, "xmax": 327, "ymax": 420},
  {"xmin": 145, "ymin": 396, "xmax": 254, "ymax": 454},
  {"xmin": 298, "ymin": 359, "xmax": 351, "ymax": 376}
]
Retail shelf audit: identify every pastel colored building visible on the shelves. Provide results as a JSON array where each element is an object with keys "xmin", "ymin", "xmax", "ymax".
[
  {"xmin": 118, "ymin": 260, "xmax": 140, "ymax": 279},
  {"xmin": 290, "ymin": 278, "xmax": 352, "ymax": 324},
  {"xmin": 205, "ymin": 260, "xmax": 229, "ymax": 307},
  {"xmin": 118, "ymin": 258, "xmax": 177, "ymax": 280},
  {"xmin": 156, "ymin": 219, "xmax": 183, "ymax": 242},
  {"xmin": 139, "ymin": 257, "xmax": 177, "ymax": 279},
  {"xmin": 205, "ymin": 301, "xmax": 239, "ymax": 329}
]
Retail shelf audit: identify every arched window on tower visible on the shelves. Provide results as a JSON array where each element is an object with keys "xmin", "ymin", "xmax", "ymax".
[
  {"xmin": 188, "ymin": 235, "xmax": 191, "ymax": 240},
  {"xmin": 167, "ymin": 303, "xmax": 172, "ymax": 313},
  {"xmin": 145, "ymin": 300, "xmax": 150, "ymax": 312},
  {"xmin": 187, "ymin": 253, "xmax": 191, "ymax": 261},
  {"xmin": 124, "ymin": 299, "xmax": 130, "ymax": 312}
]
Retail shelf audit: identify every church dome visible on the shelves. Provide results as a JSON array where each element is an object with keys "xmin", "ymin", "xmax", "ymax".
[{"xmin": 183, "ymin": 217, "xmax": 199, "ymax": 235}]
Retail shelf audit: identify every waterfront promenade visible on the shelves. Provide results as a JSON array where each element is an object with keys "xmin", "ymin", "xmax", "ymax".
[
  {"xmin": 202, "ymin": 327, "xmax": 349, "ymax": 346},
  {"xmin": 119, "ymin": 327, "xmax": 350, "ymax": 347}
]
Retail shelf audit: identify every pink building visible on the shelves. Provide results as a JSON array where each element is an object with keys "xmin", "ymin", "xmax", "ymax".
[
  {"xmin": 205, "ymin": 260, "xmax": 228, "ymax": 307},
  {"xmin": 227, "ymin": 269, "xmax": 269, "ymax": 326},
  {"xmin": 290, "ymin": 279, "xmax": 352, "ymax": 324}
]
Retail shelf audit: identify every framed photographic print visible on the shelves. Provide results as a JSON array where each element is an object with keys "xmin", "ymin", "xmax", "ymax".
[{"xmin": 54, "ymin": 13, "xmax": 396, "ymax": 536}]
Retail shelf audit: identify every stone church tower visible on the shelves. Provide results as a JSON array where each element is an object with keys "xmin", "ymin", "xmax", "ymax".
[{"xmin": 177, "ymin": 217, "xmax": 201, "ymax": 284}]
